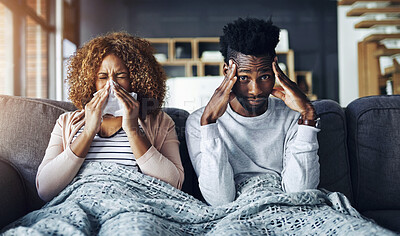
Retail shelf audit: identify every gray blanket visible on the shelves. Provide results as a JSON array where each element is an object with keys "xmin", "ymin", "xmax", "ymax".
[{"xmin": 2, "ymin": 162, "xmax": 397, "ymax": 235}]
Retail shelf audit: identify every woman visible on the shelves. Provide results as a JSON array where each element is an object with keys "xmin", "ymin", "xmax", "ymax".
[{"xmin": 36, "ymin": 32, "xmax": 184, "ymax": 201}]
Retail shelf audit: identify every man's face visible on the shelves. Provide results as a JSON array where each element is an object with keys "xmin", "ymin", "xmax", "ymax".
[{"xmin": 228, "ymin": 52, "xmax": 275, "ymax": 117}]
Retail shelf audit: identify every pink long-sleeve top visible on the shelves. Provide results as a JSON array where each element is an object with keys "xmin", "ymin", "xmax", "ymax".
[{"xmin": 36, "ymin": 109, "xmax": 184, "ymax": 201}]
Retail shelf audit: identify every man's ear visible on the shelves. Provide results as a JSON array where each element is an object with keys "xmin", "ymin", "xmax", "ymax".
[{"xmin": 223, "ymin": 62, "xmax": 229, "ymax": 76}]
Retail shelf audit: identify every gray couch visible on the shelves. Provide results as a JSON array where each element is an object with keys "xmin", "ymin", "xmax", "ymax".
[{"xmin": 0, "ymin": 94, "xmax": 399, "ymax": 233}]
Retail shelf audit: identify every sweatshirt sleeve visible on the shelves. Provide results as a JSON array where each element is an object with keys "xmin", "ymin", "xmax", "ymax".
[
  {"xmin": 281, "ymin": 122, "xmax": 320, "ymax": 193},
  {"xmin": 185, "ymin": 110, "xmax": 235, "ymax": 205},
  {"xmin": 136, "ymin": 113, "xmax": 184, "ymax": 190},
  {"xmin": 36, "ymin": 113, "xmax": 85, "ymax": 202}
]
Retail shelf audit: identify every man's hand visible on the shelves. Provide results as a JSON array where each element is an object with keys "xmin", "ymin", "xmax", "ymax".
[
  {"xmin": 271, "ymin": 59, "xmax": 315, "ymax": 120},
  {"xmin": 201, "ymin": 60, "xmax": 237, "ymax": 126}
]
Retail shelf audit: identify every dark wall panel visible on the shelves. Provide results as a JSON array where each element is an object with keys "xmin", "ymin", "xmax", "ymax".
[{"xmin": 80, "ymin": 0, "xmax": 338, "ymax": 100}]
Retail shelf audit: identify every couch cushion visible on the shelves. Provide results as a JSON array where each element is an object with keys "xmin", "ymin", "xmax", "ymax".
[
  {"xmin": 0, "ymin": 159, "xmax": 26, "ymax": 229},
  {"xmin": 362, "ymin": 210, "xmax": 400, "ymax": 233},
  {"xmin": 162, "ymin": 108, "xmax": 204, "ymax": 201},
  {"xmin": 346, "ymin": 95, "xmax": 400, "ymax": 211},
  {"xmin": 0, "ymin": 95, "xmax": 76, "ymax": 211},
  {"xmin": 312, "ymin": 100, "xmax": 353, "ymax": 203}
]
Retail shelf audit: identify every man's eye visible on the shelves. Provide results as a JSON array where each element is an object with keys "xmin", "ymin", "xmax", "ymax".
[
  {"xmin": 238, "ymin": 76, "xmax": 248, "ymax": 81},
  {"xmin": 260, "ymin": 75, "xmax": 271, "ymax": 80}
]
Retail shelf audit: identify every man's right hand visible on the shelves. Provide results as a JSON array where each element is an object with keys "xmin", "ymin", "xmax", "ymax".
[{"xmin": 201, "ymin": 60, "xmax": 237, "ymax": 126}]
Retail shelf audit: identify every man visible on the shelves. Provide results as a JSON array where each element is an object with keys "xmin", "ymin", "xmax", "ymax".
[{"xmin": 185, "ymin": 18, "xmax": 320, "ymax": 206}]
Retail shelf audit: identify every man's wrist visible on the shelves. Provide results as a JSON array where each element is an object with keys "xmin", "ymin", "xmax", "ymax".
[
  {"xmin": 300, "ymin": 103, "xmax": 316, "ymax": 120},
  {"xmin": 200, "ymin": 115, "xmax": 216, "ymax": 126}
]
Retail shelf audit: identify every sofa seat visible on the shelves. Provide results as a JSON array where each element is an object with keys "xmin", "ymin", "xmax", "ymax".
[{"xmin": 362, "ymin": 210, "xmax": 400, "ymax": 233}]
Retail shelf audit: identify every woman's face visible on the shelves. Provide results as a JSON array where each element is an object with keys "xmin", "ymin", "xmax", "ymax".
[{"xmin": 95, "ymin": 53, "xmax": 132, "ymax": 92}]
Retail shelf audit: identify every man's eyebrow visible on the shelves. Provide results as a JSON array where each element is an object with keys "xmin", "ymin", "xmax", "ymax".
[
  {"xmin": 238, "ymin": 69, "xmax": 252, "ymax": 73},
  {"xmin": 258, "ymin": 67, "xmax": 272, "ymax": 72}
]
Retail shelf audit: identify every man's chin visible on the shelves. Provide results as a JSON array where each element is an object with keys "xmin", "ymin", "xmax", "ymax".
[{"xmin": 242, "ymin": 101, "xmax": 268, "ymax": 114}]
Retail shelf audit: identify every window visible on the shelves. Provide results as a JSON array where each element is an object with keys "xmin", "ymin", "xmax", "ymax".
[
  {"xmin": 0, "ymin": 0, "xmax": 77, "ymax": 100},
  {"xmin": 0, "ymin": 3, "xmax": 13, "ymax": 95},
  {"xmin": 26, "ymin": 15, "xmax": 48, "ymax": 98}
]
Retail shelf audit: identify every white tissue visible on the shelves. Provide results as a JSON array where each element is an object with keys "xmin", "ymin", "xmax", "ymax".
[{"xmin": 94, "ymin": 80, "xmax": 137, "ymax": 117}]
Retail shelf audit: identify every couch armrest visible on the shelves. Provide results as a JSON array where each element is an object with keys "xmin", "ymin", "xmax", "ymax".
[{"xmin": 0, "ymin": 159, "xmax": 27, "ymax": 229}]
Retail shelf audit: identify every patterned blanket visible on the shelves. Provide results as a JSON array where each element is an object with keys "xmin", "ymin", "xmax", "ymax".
[{"xmin": 1, "ymin": 162, "xmax": 397, "ymax": 235}]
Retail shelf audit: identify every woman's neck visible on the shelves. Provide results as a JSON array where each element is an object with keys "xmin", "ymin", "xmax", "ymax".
[{"xmin": 98, "ymin": 116, "xmax": 123, "ymax": 137}]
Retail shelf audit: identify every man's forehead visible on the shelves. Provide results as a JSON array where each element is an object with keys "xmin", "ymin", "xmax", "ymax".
[{"xmin": 232, "ymin": 53, "xmax": 273, "ymax": 71}]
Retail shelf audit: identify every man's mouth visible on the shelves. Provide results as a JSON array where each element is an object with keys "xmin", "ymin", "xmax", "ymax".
[
  {"xmin": 245, "ymin": 97, "xmax": 267, "ymax": 105},
  {"xmin": 247, "ymin": 99, "xmax": 264, "ymax": 105}
]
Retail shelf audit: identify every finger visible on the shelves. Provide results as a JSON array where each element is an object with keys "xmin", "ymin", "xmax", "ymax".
[
  {"xmin": 113, "ymin": 87, "xmax": 137, "ymax": 110},
  {"xmin": 92, "ymin": 86, "xmax": 109, "ymax": 107},
  {"xmin": 219, "ymin": 60, "xmax": 234, "ymax": 89},
  {"xmin": 113, "ymin": 84, "xmax": 134, "ymax": 102},
  {"xmin": 221, "ymin": 62, "xmax": 237, "ymax": 92},
  {"xmin": 273, "ymin": 62, "xmax": 291, "ymax": 90},
  {"xmin": 97, "ymin": 88, "xmax": 109, "ymax": 107},
  {"xmin": 226, "ymin": 75, "xmax": 237, "ymax": 91},
  {"xmin": 271, "ymin": 88, "xmax": 285, "ymax": 101}
]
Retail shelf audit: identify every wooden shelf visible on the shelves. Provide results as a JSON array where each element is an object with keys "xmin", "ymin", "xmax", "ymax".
[
  {"xmin": 146, "ymin": 37, "xmax": 296, "ymax": 80},
  {"xmin": 347, "ymin": 7, "xmax": 400, "ymax": 17},
  {"xmin": 373, "ymin": 47, "xmax": 400, "ymax": 57},
  {"xmin": 339, "ymin": 0, "xmax": 400, "ymax": 6},
  {"xmin": 355, "ymin": 19, "xmax": 400, "ymax": 28},
  {"xmin": 363, "ymin": 33, "xmax": 400, "ymax": 42}
]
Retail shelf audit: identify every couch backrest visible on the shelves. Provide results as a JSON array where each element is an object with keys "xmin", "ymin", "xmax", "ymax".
[
  {"xmin": 0, "ymin": 95, "xmax": 76, "ymax": 211},
  {"xmin": 346, "ymin": 95, "xmax": 400, "ymax": 211},
  {"xmin": 313, "ymin": 99, "xmax": 353, "ymax": 203}
]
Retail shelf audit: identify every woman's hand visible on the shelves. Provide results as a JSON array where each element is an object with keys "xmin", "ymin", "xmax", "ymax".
[
  {"xmin": 271, "ymin": 59, "xmax": 315, "ymax": 120},
  {"xmin": 112, "ymin": 82, "xmax": 141, "ymax": 133},
  {"xmin": 83, "ymin": 83, "xmax": 109, "ymax": 137},
  {"xmin": 201, "ymin": 60, "xmax": 237, "ymax": 125}
]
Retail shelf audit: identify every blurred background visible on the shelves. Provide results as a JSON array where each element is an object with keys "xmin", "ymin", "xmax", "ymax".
[{"xmin": 0, "ymin": 0, "xmax": 399, "ymax": 112}]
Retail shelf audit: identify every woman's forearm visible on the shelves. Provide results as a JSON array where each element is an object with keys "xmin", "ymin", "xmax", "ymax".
[
  {"xmin": 37, "ymin": 129, "xmax": 95, "ymax": 201},
  {"xmin": 125, "ymin": 125, "xmax": 152, "ymax": 159},
  {"xmin": 36, "ymin": 147, "xmax": 85, "ymax": 201},
  {"xmin": 70, "ymin": 129, "xmax": 96, "ymax": 158}
]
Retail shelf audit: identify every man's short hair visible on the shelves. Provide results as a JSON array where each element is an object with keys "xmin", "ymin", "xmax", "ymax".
[{"xmin": 219, "ymin": 17, "xmax": 280, "ymax": 63}]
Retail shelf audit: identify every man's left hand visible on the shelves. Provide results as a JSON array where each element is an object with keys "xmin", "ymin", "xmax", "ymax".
[{"xmin": 271, "ymin": 59, "xmax": 315, "ymax": 120}]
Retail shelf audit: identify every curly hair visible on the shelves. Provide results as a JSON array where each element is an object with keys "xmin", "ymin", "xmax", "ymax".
[
  {"xmin": 219, "ymin": 18, "xmax": 280, "ymax": 63},
  {"xmin": 67, "ymin": 32, "xmax": 166, "ymax": 117}
]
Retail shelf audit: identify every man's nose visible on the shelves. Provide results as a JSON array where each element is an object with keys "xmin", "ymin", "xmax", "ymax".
[{"xmin": 248, "ymin": 81, "xmax": 262, "ymax": 96}]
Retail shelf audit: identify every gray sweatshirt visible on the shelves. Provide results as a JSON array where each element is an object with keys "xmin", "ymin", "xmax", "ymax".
[{"xmin": 185, "ymin": 97, "xmax": 320, "ymax": 206}]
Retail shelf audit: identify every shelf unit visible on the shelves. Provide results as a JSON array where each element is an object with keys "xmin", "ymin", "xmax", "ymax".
[
  {"xmin": 340, "ymin": 0, "xmax": 400, "ymax": 96},
  {"xmin": 146, "ymin": 37, "xmax": 296, "ymax": 80}
]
